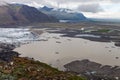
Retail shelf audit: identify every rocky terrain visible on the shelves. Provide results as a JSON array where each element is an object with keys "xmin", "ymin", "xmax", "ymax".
[
  {"xmin": 0, "ymin": 43, "xmax": 19, "ymax": 62},
  {"xmin": 115, "ymin": 42, "xmax": 120, "ymax": 47},
  {"xmin": 47, "ymin": 27, "xmax": 120, "ymax": 47},
  {"xmin": 64, "ymin": 59, "xmax": 120, "ymax": 80},
  {"xmin": 0, "ymin": 43, "xmax": 15, "ymax": 50}
]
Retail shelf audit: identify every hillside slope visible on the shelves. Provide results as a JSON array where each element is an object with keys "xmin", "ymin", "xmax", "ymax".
[{"xmin": 0, "ymin": 4, "xmax": 58, "ymax": 26}]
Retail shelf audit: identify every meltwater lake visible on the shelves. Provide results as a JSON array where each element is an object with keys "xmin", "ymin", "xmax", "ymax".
[
  {"xmin": 13, "ymin": 28, "xmax": 120, "ymax": 70},
  {"xmin": 0, "ymin": 28, "xmax": 119, "ymax": 70}
]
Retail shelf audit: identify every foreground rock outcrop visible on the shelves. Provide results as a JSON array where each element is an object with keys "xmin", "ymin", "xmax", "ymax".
[
  {"xmin": 64, "ymin": 59, "xmax": 120, "ymax": 80},
  {"xmin": 0, "ymin": 43, "xmax": 19, "ymax": 62},
  {"xmin": 0, "ymin": 43, "xmax": 15, "ymax": 50},
  {"xmin": 115, "ymin": 42, "xmax": 120, "ymax": 47},
  {"xmin": 0, "ymin": 49, "xmax": 19, "ymax": 62}
]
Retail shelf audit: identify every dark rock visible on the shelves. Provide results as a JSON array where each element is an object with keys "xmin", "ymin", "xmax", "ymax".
[
  {"xmin": 64, "ymin": 59, "xmax": 101, "ymax": 73},
  {"xmin": 115, "ymin": 57, "xmax": 119, "ymax": 59},
  {"xmin": 0, "ymin": 43, "xmax": 15, "ymax": 50},
  {"xmin": 0, "ymin": 49, "xmax": 19, "ymax": 62},
  {"xmin": 64, "ymin": 59, "xmax": 120, "ymax": 80},
  {"xmin": 115, "ymin": 42, "xmax": 120, "ymax": 47},
  {"xmin": 0, "ymin": 43, "xmax": 19, "ymax": 62}
]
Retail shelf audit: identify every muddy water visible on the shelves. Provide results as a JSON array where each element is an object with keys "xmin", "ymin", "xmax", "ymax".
[{"xmin": 14, "ymin": 32, "xmax": 120, "ymax": 70}]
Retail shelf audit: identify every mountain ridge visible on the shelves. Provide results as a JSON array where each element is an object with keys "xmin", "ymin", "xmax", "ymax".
[
  {"xmin": 39, "ymin": 6, "xmax": 87, "ymax": 21},
  {"xmin": 0, "ymin": 4, "xmax": 58, "ymax": 26}
]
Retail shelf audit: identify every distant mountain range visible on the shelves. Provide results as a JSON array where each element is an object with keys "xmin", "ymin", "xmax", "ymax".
[
  {"xmin": 39, "ymin": 6, "xmax": 87, "ymax": 21},
  {"xmin": 0, "ymin": 4, "xmax": 58, "ymax": 26},
  {"xmin": 0, "ymin": 4, "xmax": 88, "ymax": 26}
]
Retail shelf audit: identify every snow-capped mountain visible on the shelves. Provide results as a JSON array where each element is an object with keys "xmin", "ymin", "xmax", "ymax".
[
  {"xmin": 40, "ymin": 6, "xmax": 76, "ymax": 13},
  {"xmin": 52, "ymin": 8, "xmax": 74, "ymax": 13},
  {"xmin": 39, "ymin": 6, "xmax": 87, "ymax": 21}
]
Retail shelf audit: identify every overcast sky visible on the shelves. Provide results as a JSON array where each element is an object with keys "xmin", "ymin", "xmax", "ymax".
[{"xmin": 1, "ymin": 0, "xmax": 120, "ymax": 19}]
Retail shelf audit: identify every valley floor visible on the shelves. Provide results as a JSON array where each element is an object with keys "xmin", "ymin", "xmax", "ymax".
[{"xmin": 0, "ymin": 22, "xmax": 120, "ymax": 80}]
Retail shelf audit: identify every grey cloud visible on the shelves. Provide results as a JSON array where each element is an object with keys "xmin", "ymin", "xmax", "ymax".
[
  {"xmin": 1, "ymin": 0, "xmax": 120, "ymax": 4},
  {"xmin": 0, "ymin": 0, "xmax": 119, "ymax": 10},
  {"xmin": 0, "ymin": 0, "xmax": 104, "ymax": 4},
  {"xmin": 0, "ymin": 0, "xmax": 44, "ymax": 4},
  {"xmin": 77, "ymin": 3, "xmax": 103, "ymax": 13},
  {"xmin": 54, "ymin": 0, "xmax": 102, "ymax": 4},
  {"xmin": 46, "ymin": 0, "xmax": 119, "ymax": 3},
  {"xmin": 110, "ymin": 0, "xmax": 120, "ymax": 3}
]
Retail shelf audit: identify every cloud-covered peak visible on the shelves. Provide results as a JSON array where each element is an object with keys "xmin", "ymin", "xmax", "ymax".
[
  {"xmin": 0, "ymin": 1, "xmax": 7, "ymax": 6},
  {"xmin": 0, "ymin": 0, "xmax": 120, "ymax": 19},
  {"xmin": 77, "ymin": 3, "xmax": 103, "ymax": 13}
]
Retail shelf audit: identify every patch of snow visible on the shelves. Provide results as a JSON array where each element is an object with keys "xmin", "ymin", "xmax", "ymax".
[{"xmin": 52, "ymin": 8, "xmax": 76, "ymax": 13}]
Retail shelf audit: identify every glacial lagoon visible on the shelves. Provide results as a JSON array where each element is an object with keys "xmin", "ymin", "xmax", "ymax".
[{"xmin": 14, "ymin": 30, "xmax": 120, "ymax": 70}]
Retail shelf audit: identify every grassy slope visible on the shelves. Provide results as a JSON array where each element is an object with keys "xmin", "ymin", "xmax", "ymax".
[{"xmin": 0, "ymin": 57, "xmax": 86, "ymax": 80}]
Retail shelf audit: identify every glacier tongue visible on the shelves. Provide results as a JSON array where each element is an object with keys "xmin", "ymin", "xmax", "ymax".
[{"xmin": 0, "ymin": 28, "xmax": 40, "ymax": 45}]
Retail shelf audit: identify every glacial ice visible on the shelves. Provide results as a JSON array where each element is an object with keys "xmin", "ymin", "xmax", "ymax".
[{"xmin": 0, "ymin": 28, "xmax": 39, "ymax": 45}]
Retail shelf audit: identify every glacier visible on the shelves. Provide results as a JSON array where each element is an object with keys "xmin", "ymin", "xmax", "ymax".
[{"xmin": 0, "ymin": 28, "xmax": 40, "ymax": 46}]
